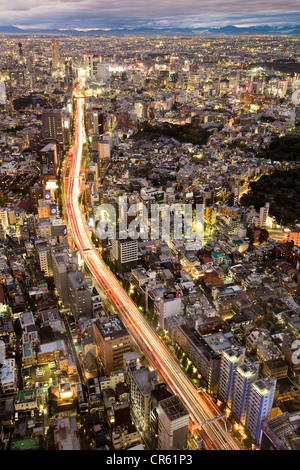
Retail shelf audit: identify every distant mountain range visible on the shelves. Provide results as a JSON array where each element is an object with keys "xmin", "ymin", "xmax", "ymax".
[{"xmin": 1, "ymin": 24, "xmax": 300, "ymax": 35}]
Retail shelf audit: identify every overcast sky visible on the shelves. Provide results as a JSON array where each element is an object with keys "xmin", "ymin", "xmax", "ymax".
[{"xmin": 1, "ymin": 0, "xmax": 300, "ymax": 29}]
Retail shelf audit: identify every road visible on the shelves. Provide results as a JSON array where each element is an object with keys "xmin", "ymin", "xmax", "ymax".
[{"xmin": 64, "ymin": 80, "xmax": 242, "ymax": 451}]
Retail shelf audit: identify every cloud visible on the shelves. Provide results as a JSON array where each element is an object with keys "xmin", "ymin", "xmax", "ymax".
[{"xmin": 1, "ymin": 0, "xmax": 300, "ymax": 29}]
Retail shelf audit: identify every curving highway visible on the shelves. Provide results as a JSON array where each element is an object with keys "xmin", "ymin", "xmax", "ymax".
[{"xmin": 64, "ymin": 80, "xmax": 242, "ymax": 451}]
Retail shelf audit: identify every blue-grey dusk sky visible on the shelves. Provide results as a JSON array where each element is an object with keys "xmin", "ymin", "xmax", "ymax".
[{"xmin": 1, "ymin": 0, "xmax": 300, "ymax": 30}]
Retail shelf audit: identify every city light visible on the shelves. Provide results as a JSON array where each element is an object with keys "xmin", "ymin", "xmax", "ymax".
[{"xmin": 0, "ymin": 23, "xmax": 299, "ymax": 454}]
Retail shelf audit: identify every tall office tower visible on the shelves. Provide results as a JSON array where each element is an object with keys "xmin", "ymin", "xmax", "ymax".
[
  {"xmin": 130, "ymin": 365, "xmax": 158, "ymax": 432},
  {"xmin": 17, "ymin": 42, "xmax": 23, "ymax": 62},
  {"xmin": 93, "ymin": 315, "xmax": 131, "ymax": 374},
  {"xmin": 245, "ymin": 377, "xmax": 276, "ymax": 444},
  {"xmin": 65, "ymin": 57, "xmax": 73, "ymax": 90},
  {"xmin": 67, "ymin": 270, "xmax": 92, "ymax": 321},
  {"xmin": 86, "ymin": 54, "xmax": 101, "ymax": 78},
  {"xmin": 92, "ymin": 107, "xmax": 104, "ymax": 135},
  {"xmin": 51, "ymin": 39, "xmax": 60, "ymax": 68},
  {"xmin": 231, "ymin": 361, "xmax": 259, "ymax": 425},
  {"xmin": 259, "ymin": 202, "xmax": 270, "ymax": 228},
  {"xmin": 97, "ymin": 63, "xmax": 110, "ymax": 83},
  {"xmin": 158, "ymin": 395, "xmax": 190, "ymax": 450},
  {"xmin": 218, "ymin": 346, "xmax": 245, "ymax": 406},
  {"xmin": 52, "ymin": 252, "xmax": 77, "ymax": 307},
  {"xmin": 0, "ymin": 79, "xmax": 6, "ymax": 105},
  {"xmin": 42, "ymin": 109, "xmax": 63, "ymax": 145}
]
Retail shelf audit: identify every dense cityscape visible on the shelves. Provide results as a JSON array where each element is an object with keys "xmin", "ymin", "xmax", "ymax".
[{"xmin": 0, "ymin": 28, "xmax": 300, "ymax": 453}]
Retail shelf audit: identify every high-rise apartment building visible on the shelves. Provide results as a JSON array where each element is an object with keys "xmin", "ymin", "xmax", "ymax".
[
  {"xmin": 231, "ymin": 361, "xmax": 259, "ymax": 425},
  {"xmin": 218, "ymin": 346, "xmax": 246, "ymax": 406},
  {"xmin": 259, "ymin": 202, "xmax": 270, "ymax": 228},
  {"xmin": 245, "ymin": 377, "xmax": 276, "ymax": 444}
]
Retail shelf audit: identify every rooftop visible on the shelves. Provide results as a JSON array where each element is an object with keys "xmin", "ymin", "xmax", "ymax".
[{"xmin": 159, "ymin": 395, "xmax": 189, "ymax": 421}]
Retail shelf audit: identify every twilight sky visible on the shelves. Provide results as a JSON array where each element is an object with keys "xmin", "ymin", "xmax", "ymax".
[{"xmin": 1, "ymin": 0, "xmax": 300, "ymax": 30}]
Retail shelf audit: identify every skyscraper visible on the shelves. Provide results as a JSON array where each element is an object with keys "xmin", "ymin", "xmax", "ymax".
[
  {"xmin": 92, "ymin": 107, "xmax": 104, "ymax": 135},
  {"xmin": 17, "ymin": 42, "xmax": 23, "ymax": 62},
  {"xmin": 65, "ymin": 57, "xmax": 73, "ymax": 90},
  {"xmin": 51, "ymin": 39, "xmax": 60, "ymax": 68}
]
